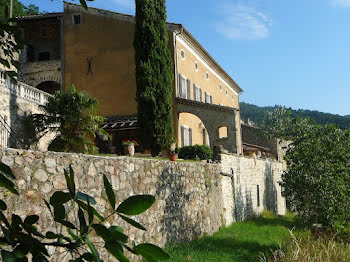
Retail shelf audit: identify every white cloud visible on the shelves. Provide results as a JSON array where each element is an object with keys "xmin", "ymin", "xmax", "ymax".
[
  {"xmin": 214, "ymin": 4, "xmax": 272, "ymax": 40},
  {"xmin": 331, "ymin": 0, "xmax": 350, "ymax": 7}
]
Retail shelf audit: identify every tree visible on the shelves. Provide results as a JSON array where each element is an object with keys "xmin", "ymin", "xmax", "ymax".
[
  {"xmin": 0, "ymin": 0, "xmax": 40, "ymax": 23},
  {"xmin": 262, "ymin": 109, "xmax": 350, "ymax": 236},
  {"xmin": 0, "ymin": 161, "xmax": 170, "ymax": 261},
  {"xmin": 0, "ymin": 0, "xmax": 90, "ymax": 79},
  {"xmin": 30, "ymin": 85, "xmax": 108, "ymax": 154},
  {"xmin": 134, "ymin": 0, "xmax": 174, "ymax": 156}
]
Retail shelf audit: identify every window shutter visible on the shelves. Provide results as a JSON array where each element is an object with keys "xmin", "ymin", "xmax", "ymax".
[
  {"xmin": 187, "ymin": 79, "xmax": 191, "ymax": 100},
  {"xmin": 199, "ymin": 88, "xmax": 202, "ymax": 102},
  {"xmin": 181, "ymin": 126, "xmax": 185, "ymax": 147},
  {"xmin": 210, "ymin": 95, "xmax": 213, "ymax": 104},
  {"xmin": 178, "ymin": 74, "xmax": 182, "ymax": 97},
  {"xmin": 193, "ymin": 84, "xmax": 197, "ymax": 101},
  {"xmin": 189, "ymin": 128, "xmax": 193, "ymax": 146}
]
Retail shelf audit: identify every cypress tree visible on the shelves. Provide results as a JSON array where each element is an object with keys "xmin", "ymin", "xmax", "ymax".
[{"xmin": 134, "ymin": 0, "xmax": 174, "ymax": 156}]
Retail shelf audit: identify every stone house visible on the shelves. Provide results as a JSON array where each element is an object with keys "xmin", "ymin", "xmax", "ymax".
[{"xmin": 14, "ymin": 2, "xmax": 244, "ymax": 155}]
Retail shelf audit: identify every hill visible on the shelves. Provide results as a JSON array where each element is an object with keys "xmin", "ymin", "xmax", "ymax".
[{"xmin": 240, "ymin": 102, "xmax": 350, "ymax": 129}]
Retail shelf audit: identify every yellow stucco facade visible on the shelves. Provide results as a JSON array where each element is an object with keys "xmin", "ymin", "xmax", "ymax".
[{"xmin": 63, "ymin": 3, "xmax": 243, "ymax": 153}]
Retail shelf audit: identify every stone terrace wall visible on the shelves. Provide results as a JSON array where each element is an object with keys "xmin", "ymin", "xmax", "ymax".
[
  {"xmin": 0, "ymin": 149, "xmax": 224, "ymax": 254},
  {"xmin": 220, "ymin": 154, "xmax": 286, "ymax": 222}
]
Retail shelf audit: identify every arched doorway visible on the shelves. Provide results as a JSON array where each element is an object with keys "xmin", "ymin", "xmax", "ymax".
[
  {"xmin": 178, "ymin": 112, "xmax": 210, "ymax": 147},
  {"xmin": 36, "ymin": 81, "xmax": 60, "ymax": 95}
]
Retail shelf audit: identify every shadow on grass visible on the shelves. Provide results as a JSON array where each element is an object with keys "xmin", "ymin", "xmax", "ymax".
[
  {"xmin": 249, "ymin": 213, "xmax": 307, "ymax": 231},
  {"xmin": 166, "ymin": 213, "xmax": 305, "ymax": 262}
]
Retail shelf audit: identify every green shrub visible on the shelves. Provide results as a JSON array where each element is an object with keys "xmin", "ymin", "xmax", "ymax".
[{"xmin": 178, "ymin": 145, "xmax": 213, "ymax": 160}]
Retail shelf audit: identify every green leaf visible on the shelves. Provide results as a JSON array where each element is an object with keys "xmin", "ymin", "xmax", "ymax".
[
  {"xmin": 76, "ymin": 200, "xmax": 103, "ymax": 221},
  {"xmin": 64, "ymin": 167, "xmax": 76, "ymax": 197},
  {"xmin": 0, "ymin": 199, "xmax": 7, "ymax": 210},
  {"xmin": 50, "ymin": 191, "xmax": 72, "ymax": 206},
  {"xmin": 118, "ymin": 213, "xmax": 146, "ymax": 231},
  {"xmin": 45, "ymin": 231, "xmax": 57, "ymax": 239},
  {"xmin": 59, "ymin": 220, "xmax": 77, "ymax": 229},
  {"xmin": 1, "ymin": 250, "xmax": 16, "ymax": 262},
  {"xmin": 84, "ymin": 237, "xmax": 101, "ymax": 262},
  {"xmin": 75, "ymin": 192, "xmax": 96, "ymax": 205},
  {"xmin": 13, "ymin": 245, "xmax": 29, "ymax": 258},
  {"xmin": 78, "ymin": 208, "xmax": 88, "ymax": 235},
  {"xmin": 109, "ymin": 227, "xmax": 128, "ymax": 243},
  {"xmin": 0, "ymin": 163, "xmax": 15, "ymax": 179},
  {"xmin": 80, "ymin": 0, "xmax": 88, "ymax": 9},
  {"xmin": 24, "ymin": 215, "xmax": 39, "ymax": 225},
  {"xmin": 68, "ymin": 228, "xmax": 78, "ymax": 240},
  {"xmin": 81, "ymin": 253, "xmax": 95, "ymax": 261},
  {"xmin": 92, "ymin": 224, "xmax": 110, "ymax": 240},
  {"xmin": 105, "ymin": 242, "xmax": 129, "ymax": 262},
  {"xmin": 0, "ymin": 174, "xmax": 18, "ymax": 195},
  {"xmin": 103, "ymin": 175, "xmax": 115, "ymax": 210},
  {"xmin": 53, "ymin": 204, "xmax": 65, "ymax": 221},
  {"xmin": 134, "ymin": 243, "xmax": 170, "ymax": 261},
  {"xmin": 116, "ymin": 195, "xmax": 155, "ymax": 216}
]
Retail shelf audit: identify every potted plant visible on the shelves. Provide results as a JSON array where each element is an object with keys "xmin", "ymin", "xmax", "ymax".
[
  {"xmin": 168, "ymin": 138, "xmax": 178, "ymax": 161},
  {"xmin": 122, "ymin": 140, "xmax": 139, "ymax": 156}
]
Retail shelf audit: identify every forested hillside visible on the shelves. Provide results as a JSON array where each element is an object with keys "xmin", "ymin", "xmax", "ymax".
[{"xmin": 240, "ymin": 102, "xmax": 350, "ymax": 129}]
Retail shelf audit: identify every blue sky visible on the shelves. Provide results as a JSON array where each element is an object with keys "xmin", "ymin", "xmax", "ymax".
[{"xmin": 21, "ymin": 0, "xmax": 350, "ymax": 115}]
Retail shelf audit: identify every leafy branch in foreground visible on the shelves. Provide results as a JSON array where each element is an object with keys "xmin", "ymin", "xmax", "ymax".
[{"xmin": 0, "ymin": 162, "xmax": 170, "ymax": 261}]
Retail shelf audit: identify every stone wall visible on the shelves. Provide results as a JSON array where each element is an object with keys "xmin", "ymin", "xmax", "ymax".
[
  {"xmin": 0, "ymin": 148, "xmax": 287, "ymax": 260},
  {"xmin": 0, "ymin": 148, "xmax": 224, "ymax": 257},
  {"xmin": 220, "ymin": 153, "xmax": 286, "ymax": 222},
  {"xmin": 0, "ymin": 85, "xmax": 54, "ymax": 150}
]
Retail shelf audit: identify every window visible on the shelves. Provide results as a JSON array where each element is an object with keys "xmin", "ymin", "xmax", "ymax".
[
  {"xmin": 219, "ymin": 84, "xmax": 222, "ymax": 92},
  {"xmin": 180, "ymin": 49, "xmax": 185, "ymax": 60},
  {"xmin": 181, "ymin": 126, "xmax": 192, "ymax": 147},
  {"xmin": 257, "ymin": 185, "xmax": 260, "ymax": 207},
  {"xmin": 193, "ymin": 84, "xmax": 202, "ymax": 102},
  {"xmin": 72, "ymin": 14, "xmax": 82, "ymax": 25},
  {"xmin": 231, "ymin": 94, "xmax": 234, "ymax": 100},
  {"xmin": 225, "ymin": 89, "xmax": 228, "ymax": 96},
  {"xmin": 178, "ymin": 74, "xmax": 191, "ymax": 99},
  {"xmin": 204, "ymin": 92, "xmax": 213, "ymax": 104},
  {"xmin": 206, "ymin": 72, "xmax": 209, "ymax": 80},
  {"xmin": 194, "ymin": 62, "xmax": 198, "ymax": 71},
  {"xmin": 38, "ymin": 51, "xmax": 50, "ymax": 61}
]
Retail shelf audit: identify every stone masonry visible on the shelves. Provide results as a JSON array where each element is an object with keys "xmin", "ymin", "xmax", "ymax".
[{"xmin": 0, "ymin": 148, "xmax": 286, "ymax": 261}]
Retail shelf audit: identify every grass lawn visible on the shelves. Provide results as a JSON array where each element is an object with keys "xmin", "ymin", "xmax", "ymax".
[
  {"xmin": 166, "ymin": 211, "xmax": 296, "ymax": 262},
  {"xmin": 166, "ymin": 211, "xmax": 350, "ymax": 262}
]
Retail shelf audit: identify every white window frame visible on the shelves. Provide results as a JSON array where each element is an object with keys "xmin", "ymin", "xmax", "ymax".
[
  {"xmin": 180, "ymin": 49, "xmax": 186, "ymax": 60},
  {"xmin": 72, "ymin": 13, "xmax": 82, "ymax": 26},
  {"xmin": 194, "ymin": 84, "xmax": 201, "ymax": 102},
  {"xmin": 178, "ymin": 74, "xmax": 188, "ymax": 99}
]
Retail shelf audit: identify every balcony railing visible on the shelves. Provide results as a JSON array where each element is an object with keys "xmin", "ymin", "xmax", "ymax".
[
  {"xmin": 0, "ymin": 72, "xmax": 52, "ymax": 106},
  {"xmin": 0, "ymin": 115, "xmax": 11, "ymax": 149}
]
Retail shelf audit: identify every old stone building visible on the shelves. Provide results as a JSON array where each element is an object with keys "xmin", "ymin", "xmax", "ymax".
[{"xmin": 15, "ymin": 2, "xmax": 243, "ymax": 155}]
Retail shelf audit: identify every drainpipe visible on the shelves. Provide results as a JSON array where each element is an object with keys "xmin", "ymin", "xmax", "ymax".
[
  {"xmin": 10, "ymin": 0, "xmax": 13, "ymax": 19},
  {"xmin": 173, "ymin": 26, "xmax": 184, "ymax": 144},
  {"xmin": 174, "ymin": 26, "xmax": 184, "ymax": 96},
  {"xmin": 60, "ymin": 15, "xmax": 65, "ymax": 91}
]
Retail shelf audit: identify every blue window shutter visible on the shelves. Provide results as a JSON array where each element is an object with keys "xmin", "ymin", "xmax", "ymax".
[
  {"xmin": 189, "ymin": 128, "xmax": 193, "ymax": 146},
  {"xmin": 178, "ymin": 74, "xmax": 182, "ymax": 97},
  {"xmin": 181, "ymin": 126, "xmax": 185, "ymax": 147},
  {"xmin": 193, "ymin": 84, "xmax": 197, "ymax": 101},
  {"xmin": 187, "ymin": 79, "xmax": 191, "ymax": 100}
]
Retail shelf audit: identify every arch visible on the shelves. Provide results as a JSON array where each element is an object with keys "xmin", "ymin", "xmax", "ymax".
[
  {"xmin": 175, "ymin": 98, "xmax": 238, "ymax": 153},
  {"xmin": 36, "ymin": 81, "xmax": 60, "ymax": 95},
  {"xmin": 178, "ymin": 112, "xmax": 210, "ymax": 147}
]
